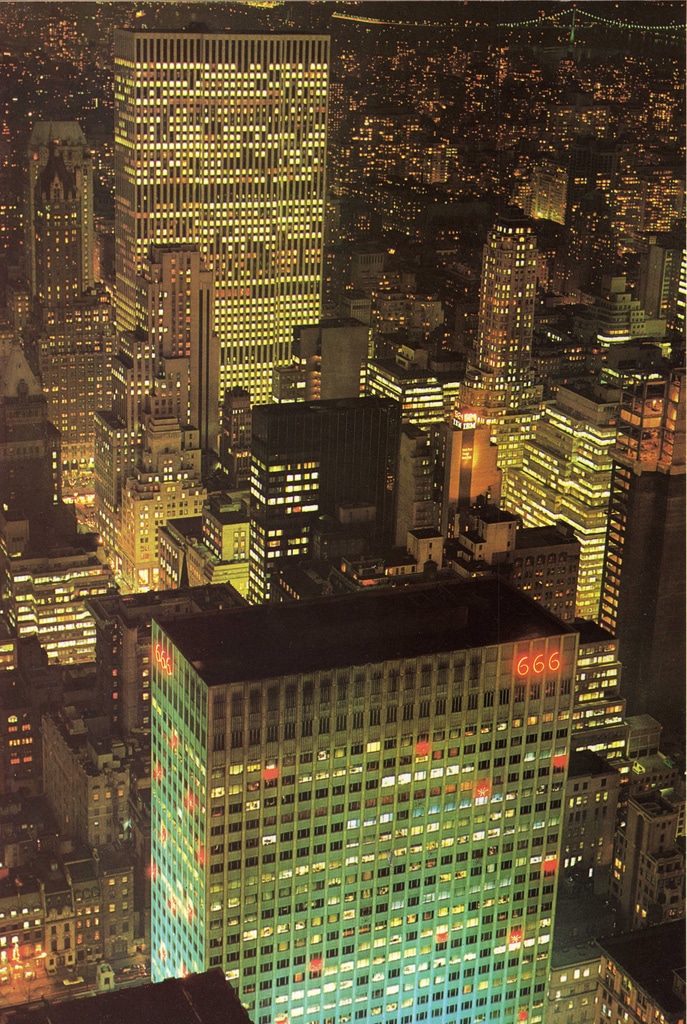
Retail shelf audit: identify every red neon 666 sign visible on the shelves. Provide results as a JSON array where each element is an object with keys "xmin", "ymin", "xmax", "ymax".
[
  {"xmin": 515, "ymin": 651, "xmax": 560, "ymax": 677},
  {"xmin": 154, "ymin": 642, "xmax": 173, "ymax": 676}
]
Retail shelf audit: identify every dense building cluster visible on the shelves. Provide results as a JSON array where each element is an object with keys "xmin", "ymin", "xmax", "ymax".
[{"xmin": 0, "ymin": 3, "xmax": 684, "ymax": 1024}]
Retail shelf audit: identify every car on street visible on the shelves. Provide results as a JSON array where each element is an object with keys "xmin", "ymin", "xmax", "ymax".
[{"xmin": 63, "ymin": 976, "xmax": 85, "ymax": 987}]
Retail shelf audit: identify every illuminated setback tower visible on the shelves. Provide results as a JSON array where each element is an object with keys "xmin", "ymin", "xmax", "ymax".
[
  {"xmin": 459, "ymin": 209, "xmax": 543, "ymax": 472},
  {"xmin": 150, "ymin": 578, "xmax": 577, "ymax": 1024},
  {"xmin": 114, "ymin": 30, "xmax": 328, "ymax": 405},
  {"xmin": 474, "ymin": 210, "xmax": 537, "ymax": 381}
]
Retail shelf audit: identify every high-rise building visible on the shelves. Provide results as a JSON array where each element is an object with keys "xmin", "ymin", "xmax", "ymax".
[
  {"xmin": 637, "ymin": 231, "xmax": 684, "ymax": 323},
  {"xmin": 136, "ymin": 245, "xmax": 220, "ymax": 452},
  {"xmin": 610, "ymin": 791, "xmax": 685, "ymax": 931},
  {"xmin": 94, "ymin": 245, "xmax": 218, "ymax": 571},
  {"xmin": 249, "ymin": 397, "xmax": 399, "ymax": 603},
  {"xmin": 26, "ymin": 122, "xmax": 93, "ymax": 299},
  {"xmin": 504, "ymin": 382, "xmax": 620, "ymax": 622},
  {"xmin": 114, "ymin": 30, "xmax": 329, "ymax": 405},
  {"xmin": 150, "ymin": 578, "xmax": 578, "ymax": 1023},
  {"xmin": 26, "ymin": 123, "xmax": 114, "ymax": 482},
  {"xmin": 219, "ymin": 388, "xmax": 252, "ymax": 489},
  {"xmin": 528, "ymin": 162, "xmax": 567, "ymax": 226},
  {"xmin": 600, "ymin": 370, "xmax": 686, "ymax": 736},
  {"xmin": 432, "ymin": 416, "xmax": 502, "ymax": 537},
  {"xmin": 0, "ymin": 343, "xmax": 61, "ymax": 519},
  {"xmin": 118, "ymin": 390, "xmax": 207, "ymax": 593},
  {"xmin": 0, "ymin": 511, "xmax": 113, "ymax": 664},
  {"xmin": 394, "ymin": 424, "xmax": 437, "ymax": 547},
  {"xmin": 596, "ymin": 923, "xmax": 685, "ymax": 1024},
  {"xmin": 571, "ymin": 623, "xmax": 626, "ymax": 764},
  {"xmin": 474, "ymin": 209, "xmax": 537, "ymax": 380},
  {"xmin": 458, "ymin": 209, "xmax": 543, "ymax": 477},
  {"xmin": 565, "ymin": 135, "xmax": 619, "ymax": 228}
]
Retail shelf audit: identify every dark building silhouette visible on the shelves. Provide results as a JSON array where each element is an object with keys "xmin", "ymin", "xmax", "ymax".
[
  {"xmin": 600, "ymin": 370, "xmax": 685, "ymax": 741},
  {"xmin": 6, "ymin": 967, "xmax": 254, "ymax": 1024},
  {"xmin": 249, "ymin": 397, "xmax": 400, "ymax": 601},
  {"xmin": 220, "ymin": 387, "xmax": 252, "ymax": 489},
  {"xmin": 0, "ymin": 342, "xmax": 61, "ymax": 520},
  {"xmin": 26, "ymin": 122, "xmax": 114, "ymax": 481}
]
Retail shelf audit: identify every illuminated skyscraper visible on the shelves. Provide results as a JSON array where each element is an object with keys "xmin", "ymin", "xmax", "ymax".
[
  {"xmin": 94, "ymin": 245, "xmax": 218, "ymax": 570},
  {"xmin": 114, "ymin": 30, "xmax": 329, "ymax": 405},
  {"xmin": 150, "ymin": 578, "xmax": 577, "ymax": 1023},
  {"xmin": 504, "ymin": 383, "xmax": 620, "ymax": 621},
  {"xmin": 459, "ymin": 209, "xmax": 543, "ymax": 474}
]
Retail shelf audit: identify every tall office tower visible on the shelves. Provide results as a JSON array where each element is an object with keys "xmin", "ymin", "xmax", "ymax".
[
  {"xmin": 527, "ymin": 162, "xmax": 567, "ymax": 225},
  {"xmin": 556, "ymin": 188, "xmax": 617, "ymax": 297},
  {"xmin": 394, "ymin": 424, "xmax": 437, "ymax": 547},
  {"xmin": 458, "ymin": 209, "xmax": 543, "ymax": 477},
  {"xmin": 571, "ymin": 624, "xmax": 626, "ymax": 763},
  {"xmin": 95, "ymin": 240, "xmax": 219, "ymax": 569},
  {"xmin": 137, "ymin": 245, "xmax": 220, "ymax": 452},
  {"xmin": 114, "ymin": 30, "xmax": 329, "ymax": 405},
  {"xmin": 432, "ymin": 415, "xmax": 502, "ymax": 538},
  {"xmin": 600, "ymin": 370, "xmax": 686, "ymax": 737},
  {"xmin": 637, "ymin": 232, "xmax": 684, "ymax": 323},
  {"xmin": 27, "ymin": 123, "xmax": 114, "ymax": 481},
  {"xmin": 220, "ymin": 388, "xmax": 252, "ymax": 489},
  {"xmin": 565, "ymin": 135, "xmax": 619, "ymax": 228},
  {"xmin": 504, "ymin": 383, "xmax": 620, "ymax": 622},
  {"xmin": 94, "ymin": 330, "xmax": 155, "ymax": 564},
  {"xmin": 249, "ymin": 398, "xmax": 399, "ymax": 603},
  {"xmin": 118, "ymin": 388, "xmax": 207, "ymax": 593},
  {"xmin": 26, "ymin": 122, "xmax": 93, "ymax": 298},
  {"xmin": 150, "ymin": 578, "xmax": 578, "ymax": 1024}
]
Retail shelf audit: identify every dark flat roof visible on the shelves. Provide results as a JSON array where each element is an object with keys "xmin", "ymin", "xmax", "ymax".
[
  {"xmin": 569, "ymin": 749, "xmax": 616, "ymax": 779},
  {"xmin": 598, "ymin": 922, "xmax": 685, "ymax": 1017},
  {"xmin": 7, "ymin": 968, "xmax": 252, "ymax": 1024},
  {"xmin": 515, "ymin": 526, "xmax": 579, "ymax": 550},
  {"xmin": 574, "ymin": 620, "xmax": 616, "ymax": 645},
  {"xmin": 156, "ymin": 578, "xmax": 575, "ymax": 687}
]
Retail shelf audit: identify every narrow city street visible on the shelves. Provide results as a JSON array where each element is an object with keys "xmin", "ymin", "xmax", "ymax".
[{"xmin": 0, "ymin": 955, "xmax": 150, "ymax": 1022}]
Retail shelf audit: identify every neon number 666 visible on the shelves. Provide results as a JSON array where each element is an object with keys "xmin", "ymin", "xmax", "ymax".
[
  {"xmin": 155, "ymin": 643, "xmax": 172, "ymax": 675},
  {"xmin": 516, "ymin": 651, "xmax": 560, "ymax": 676}
]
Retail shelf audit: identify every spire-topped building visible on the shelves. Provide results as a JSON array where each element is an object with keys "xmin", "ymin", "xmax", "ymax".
[
  {"xmin": 26, "ymin": 122, "xmax": 94, "ymax": 300},
  {"xmin": 26, "ymin": 122, "xmax": 113, "ymax": 484}
]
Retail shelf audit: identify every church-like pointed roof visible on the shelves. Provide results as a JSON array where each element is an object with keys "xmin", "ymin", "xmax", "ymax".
[
  {"xmin": 0, "ymin": 343, "xmax": 43, "ymax": 399},
  {"xmin": 35, "ymin": 137, "xmax": 77, "ymax": 202}
]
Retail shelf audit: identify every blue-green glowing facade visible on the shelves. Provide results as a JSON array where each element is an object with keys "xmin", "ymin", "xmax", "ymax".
[{"xmin": 150, "ymin": 580, "xmax": 578, "ymax": 1024}]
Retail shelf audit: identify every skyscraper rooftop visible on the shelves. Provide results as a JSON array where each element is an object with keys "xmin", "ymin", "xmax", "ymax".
[{"xmin": 157, "ymin": 577, "xmax": 576, "ymax": 686}]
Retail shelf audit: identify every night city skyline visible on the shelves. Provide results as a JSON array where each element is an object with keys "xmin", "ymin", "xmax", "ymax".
[{"xmin": 0, "ymin": 3, "xmax": 684, "ymax": 1024}]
